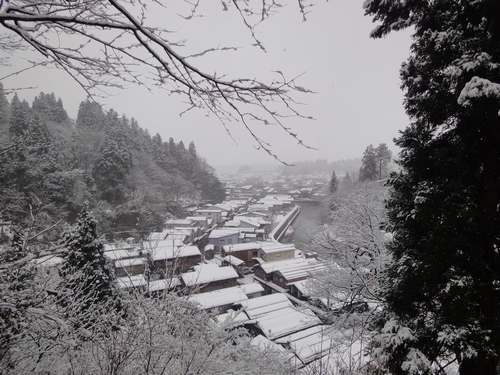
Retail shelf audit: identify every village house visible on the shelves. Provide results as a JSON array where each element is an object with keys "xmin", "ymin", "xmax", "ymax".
[
  {"xmin": 104, "ymin": 243, "xmax": 144, "ymax": 277},
  {"xmin": 194, "ymin": 208, "xmax": 223, "ymax": 224},
  {"xmin": 116, "ymin": 274, "xmax": 146, "ymax": 290},
  {"xmin": 180, "ymin": 263, "xmax": 239, "ymax": 294},
  {"xmin": 221, "ymin": 241, "xmax": 297, "ymax": 267},
  {"xmin": 239, "ymin": 283, "xmax": 265, "ymax": 299},
  {"xmin": 275, "ymin": 325, "xmax": 333, "ymax": 368},
  {"xmin": 240, "ymin": 293, "xmax": 321, "ymax": 341},
  {"xmin": 207, "ymin": 228, "xmax": 240, "ymax": 252},
  {"xmin": 145, "ymin": 240, "xmax": 202, "ymax": 276},
  {"xmin": 253, "ymin": 257, "xmax": 325, "ymax": 289},
  {"xmin": 165, "ymin": 218, "xmax": 194, "ymax": 229},
  {"xmin": 114, "ymin": 257, "xmax": 145, "ymax": 278},
  {"xmin": 147, "ymin": 277, "xmax": 182, "ymax": 297},
  {"xmin": 221, "ymin": 242, "xmax": 263, "ymax": 267},
  {"xmin": 185, "ymin": 216, "xmax": 209, "ymax": 229},
  {"xmin": 185, "ymin": 286, "xmax": 249, "ymax": 312}
]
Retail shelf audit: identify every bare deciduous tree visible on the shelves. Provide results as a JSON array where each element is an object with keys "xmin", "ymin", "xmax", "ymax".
[{"xmin": 0, "ymin": 0, "xmax": 314, "ymax": 162}]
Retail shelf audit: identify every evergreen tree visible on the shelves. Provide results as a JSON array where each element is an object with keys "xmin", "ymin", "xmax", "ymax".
[
  {"xmin": 9, "ymin": 94, "xmax": 30, "ymax": 137},
  {"xmin": 375, "ymin": 143, "xmax": 392, "ymax": 180},
  {"xmin": 328, "ymin": 170, "xmax": 339, "ymax": 195},
  {"xmin": 0, "ymin": 83, "xmax": 10, "ymax": 129},
  {"xmin": 32, "ymin": 92, "xmax": 68, "ymax": 123},
  {"xmin": 93, "ymin": 126, "xmax": 132, "ymax": 204},
  {"xmin": 58, "ymin": 205, "xmax": 122, "ymax": 331},
  {"xmin": 359, "ymin": 144, "xmax": 378, "ymax": 182},
  {"xmin": 365, "ymin": 1, "xmax": 500, "ymax": 374},
  {"xmin": 76, "ymin": 99, "xmax": 105, "ymax": 130}
]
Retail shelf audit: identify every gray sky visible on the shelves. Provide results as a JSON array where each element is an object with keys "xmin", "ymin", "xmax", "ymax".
[{"xmin": 2, "ymin": 1, "xmax": 412, "ymax": 168}]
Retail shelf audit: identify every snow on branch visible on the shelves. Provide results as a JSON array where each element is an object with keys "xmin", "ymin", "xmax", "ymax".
[
  {"xmin": 0, "ymin": 0, "xmax": 315, "ymax": 162},
  {"xmin": 457, "ymin": 76, "xmax": 500, "ymax": 114}
]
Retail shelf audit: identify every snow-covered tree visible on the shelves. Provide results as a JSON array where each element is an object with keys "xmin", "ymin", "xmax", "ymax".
[
  {"xmin": 359, "ymin": 145, "xmax": 378, "ymax": 182},
  {"xmin": 309, "ymin": 183, "xmax": 389, "ymax": 312},
  {"xmin": 58, "ymin": 204, "xmax": 123, "ymax": 332},
  {"xmin": 306, "ymin": 183, "xmax": 390, "ymax": 372},
  {"xmin": 359, "ymin": 144, "xmax": 392, "ymax": 182},
  {"xmin": 329, "ymin": 170, "xmax": 339, "ymax": 195},
  {"xmin": 365, "ymin": 0, "xmax": 500, "ymax": 373}
]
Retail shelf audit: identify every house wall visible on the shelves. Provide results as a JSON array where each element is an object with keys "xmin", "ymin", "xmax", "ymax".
[
  {"xmin": 208, "ymin": 233, "xmax": 240, "ymax": 252},
  {"xmin": 260, "ymin": 248, "xmax": 295, "ymax": 263},
  {"xmin": 222, "ymin": 247, "xmax": 260, "ymax": 267},
  {"xmin": 185, "ymin": 278, "xmax": 238, "ymax": 294},
  {"xmin": 153, "ymin": 254, "xmax": 202, "ymax": 276},
  {"xmin": 253, "ymin": 266, "xmax": 272, "ymax": 282},
  {"xmin": 115, "ymin": 263, "xmax": 145, "ymax": 278},
  {"xmin": 272, "ymin": 272, "xmax": 307, "ymax": 289}
]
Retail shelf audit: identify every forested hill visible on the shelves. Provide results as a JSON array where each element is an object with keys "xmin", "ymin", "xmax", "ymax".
[{"xmin": 0, "ymin": 87, "xmax": 225, "ymax": 242}]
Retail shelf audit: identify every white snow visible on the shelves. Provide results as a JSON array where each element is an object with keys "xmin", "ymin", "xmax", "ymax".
[
  {"xmin": 458, "ymin": 76, "xmax": 500, "ymax": 107},
  {"xmin": 181, "ymin": 263, "xmax": 238, "ymax": 286},
  {"xmin": 186, "ymin": 286, "xmax": 248, "ymax": 310}
]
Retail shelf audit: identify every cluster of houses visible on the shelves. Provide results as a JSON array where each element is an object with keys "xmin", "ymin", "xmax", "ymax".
[{"xmin": 102, "ymin": 191, "xmax": 341, "ymax": 370}]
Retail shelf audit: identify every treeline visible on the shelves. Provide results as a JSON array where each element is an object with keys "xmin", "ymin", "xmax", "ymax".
[
  {"xmin": 0, "ymin": 86, "xmax": 225, "ymax": 242},
  {"xmin": 281, "ymin": 158, "xmax": 361, "ymax": 176}
]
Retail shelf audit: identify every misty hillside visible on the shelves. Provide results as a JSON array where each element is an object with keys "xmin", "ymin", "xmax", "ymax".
[{"xmin": 0, "ymin": 87, "xmax": 225, "ymax": 242}]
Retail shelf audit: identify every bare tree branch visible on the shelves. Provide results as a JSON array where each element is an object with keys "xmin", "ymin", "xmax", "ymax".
[{"xmin": 0, "ymin": 0, "xmax": 315, "ymax": 161}]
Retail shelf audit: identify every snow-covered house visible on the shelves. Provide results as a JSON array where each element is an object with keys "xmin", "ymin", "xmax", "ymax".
[
  {"xmin": 185, "ymin": 286, "xmax": 248, "ymax": 312},
  {"xmin": 253, "ymin": 257, "xmax": 325, "ymax": 289},
  {"xmin": 208, "ymin": 228, "xmax": 240, "ymax": 252},
  {"xmin": 222, "ymin": 242, "xmax": 297, "ymax": 267},
  {"xmin": 181, "ymin": 263, "xmax": 239, "ymax": 294},
  {"xmin": 146, "ymin": 240, "xmax": 202, "ymax": 276},
  {"xmin": 194, "ymin": 209, "xmax": 223, "ymax": 224},
  {"xmin": 240, "ymin": 293, "xmax": 321, "ymax": 340},
  {"xmin": 165, "ymin": 218, "xmax": 193, "ymax": 229}
]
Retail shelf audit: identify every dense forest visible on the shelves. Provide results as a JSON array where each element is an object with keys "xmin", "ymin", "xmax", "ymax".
[{"xmin": 0, "ymin": 86, "xmax": 225, "ymax": 243}]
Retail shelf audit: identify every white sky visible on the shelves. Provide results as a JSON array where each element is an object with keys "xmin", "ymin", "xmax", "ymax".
[{"xmin": 1, "ymin": 1, "xmax": 412, "ymax": 169}]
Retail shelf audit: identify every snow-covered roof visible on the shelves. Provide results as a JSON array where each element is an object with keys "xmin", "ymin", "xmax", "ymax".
[
  {"xmin": 147, "ymin": 241, "xmax": 201, "ymax": 261},
  {"xmin": 216, "ymin": 309, "xmax": 252, "ymax": 325},
  {"xmin": 239, "ymin": 283, "xmax": 264, "ymax": 296},
  {"xmin": 104, "ymin": 249, "xmax": 137, "ymax": 261},
  {"xmin": 148, "ymin": 278, "xmax": 181, "ymax": 292},
  {"xmin": 195, "ymin": 209, "xmax": 222, "ymax": 214},
  {"xmin": 117, "ymin": 274, "xmax": 146, "ymax": 289},
  {"xmin": 181, "ymin": 263, "xmax": 239, "ymax": 286},
  {"xmin": 276, "ymin": 262, "xmax": 327, "ymax": 282},
  {"xmin": 223, "ymin": 242, "xmax": 259, "ymax": 252},
  {"xmin": 208, "ymin": 229, "xmax": 240, "ymax": 239},
  {"xmin": 275, "ymin": 325, "xmax": 333, "ymax": 365},
  {"xmin": 241, "ymin": 293, "xmax": 292, "ymax": 318},
  {"xmin": 250, "ymin": 335, "xmax": 291, "ymax": 358},
  {"xmin": 224, "ymin": 219, "xmax": 241, "ymax": 227},
  {"xmin": 260, "ymin": 242, "xmax": 296, "ymax": 254},
  {"xmin": 147, "ymin": 231, "xmax": 168, "ymax": 241},
  {"xmin": 165, "ymin": 218, "xmax": 193, "ymax": 226},
  {"xmin": 212, "ymin": 203, "xmax": 233, "ymax": 212},
  {"xmin": 185, "ymin": 216, "xmax": 208, "ymax": 222},
  {"xmin": 241, "ymin": 294, "xmax": 321, "ymax": 340},
  {"xmin": 289, "ymin": 279, "xmax": 312, "ymax": 297},
  {"xmin": 237, "ymin": 216, "xmax": 262, "ymax": 227},
  {"xmin": 222, "ymin": 255, "xmax": 245, "ymax": 267},
  {"xmin": 257, "ymin": 257, "xmax": 319, "ymax": 275},
  {"xmin": 186, "ymin": 286, "xmax": 248, "ymax": 310}
]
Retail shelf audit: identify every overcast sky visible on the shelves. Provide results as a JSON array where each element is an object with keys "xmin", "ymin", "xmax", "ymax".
[{"xmin": 2, "ymin": 1, "xmax": 412, "ymax": 169}]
